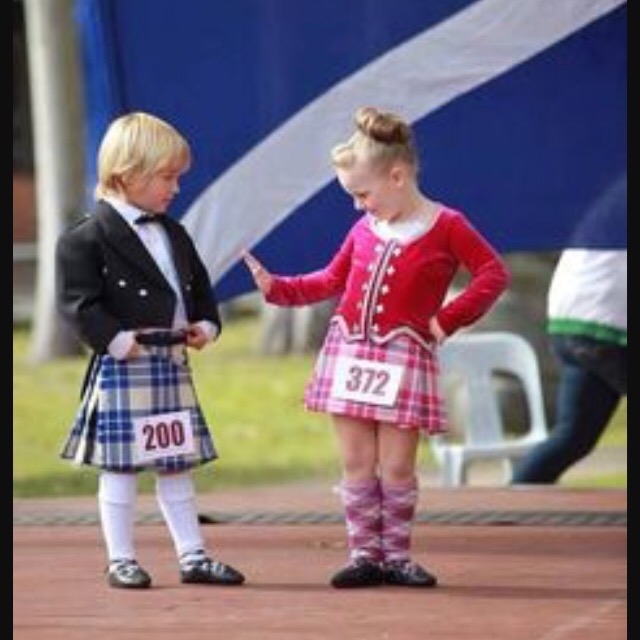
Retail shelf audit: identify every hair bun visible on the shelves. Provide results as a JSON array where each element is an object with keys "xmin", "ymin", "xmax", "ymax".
[{"xmin": 355, "ymin": 106, "xmax": 410, "ymax": 145}]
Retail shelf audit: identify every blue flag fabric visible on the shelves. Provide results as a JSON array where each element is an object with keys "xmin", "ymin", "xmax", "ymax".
[{"xmin": 75, "ymin": 0, "xmax": 627, "ymax": 301}]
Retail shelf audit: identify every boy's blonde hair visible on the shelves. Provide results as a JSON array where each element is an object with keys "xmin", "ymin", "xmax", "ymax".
[
  {"xmin": 95, "ymin": 112, "xmax": 191, "ymax": 200},
  {"xmin": 331, "ymin": 106, "xmax": 418, "ymax": 175}
]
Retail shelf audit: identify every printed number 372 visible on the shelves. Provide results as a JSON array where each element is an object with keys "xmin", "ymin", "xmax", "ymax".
[{"xmin": 345, "ymin": 364, "xmax": 389, "ymax": 396}]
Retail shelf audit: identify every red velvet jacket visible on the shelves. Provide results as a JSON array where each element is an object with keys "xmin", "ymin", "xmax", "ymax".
[{"xmin": 266, "ymin": 209, "xmax": 510, "ymax": 350}]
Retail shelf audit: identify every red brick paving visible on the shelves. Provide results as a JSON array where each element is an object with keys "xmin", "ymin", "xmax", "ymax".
[{"xmin": 14, "ymin": 485, "xmax": 626, "ymax": 640}]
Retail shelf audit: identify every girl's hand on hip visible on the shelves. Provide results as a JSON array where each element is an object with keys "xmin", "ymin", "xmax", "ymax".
[{"xmin": 429, "ymin": 317, "xmax": 447, "ymax": 344}]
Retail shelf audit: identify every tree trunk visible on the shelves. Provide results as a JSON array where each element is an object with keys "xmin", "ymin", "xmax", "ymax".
[
  {"xmin": 259, "ymin": 299, "xmax": 336, "ymax": 355},
  {"xmin": 24, "ymin": 0, "xmax": 85, "ymax": 361}
]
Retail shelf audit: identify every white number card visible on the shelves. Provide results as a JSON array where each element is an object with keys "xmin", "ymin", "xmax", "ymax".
[
  {"xmin": 331, "ymin": 357, "xmax": 404, "ymax": 407},
  {"xmin": 132, "ymin": 410, "xmax": 195, "ymax": 464}
]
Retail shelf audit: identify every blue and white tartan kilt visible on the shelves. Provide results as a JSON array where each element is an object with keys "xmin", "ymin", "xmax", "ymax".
[{"xmin": 60, "ymin": 345, "xmax": 217, "ymax": 473}]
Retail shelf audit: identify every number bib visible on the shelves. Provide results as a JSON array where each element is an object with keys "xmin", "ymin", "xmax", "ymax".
[
  {"xmin": 330, "ymin": 356, "xmax": 404, "ymax": 407},
  {"xmin": 132, "ymin": 410, "xmax": 196, "ymax": 464}
]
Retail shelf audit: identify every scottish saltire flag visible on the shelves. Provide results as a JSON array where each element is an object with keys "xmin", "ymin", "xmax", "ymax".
[{"xmin": 76, "ymin": 0, "xmax": 626, "ymax": 301}]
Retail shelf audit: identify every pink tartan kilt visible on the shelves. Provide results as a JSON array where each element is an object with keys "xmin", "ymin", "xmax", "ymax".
[{"xmin": 304, "ymin": 322, "xmax": 448, "ymax": 436}]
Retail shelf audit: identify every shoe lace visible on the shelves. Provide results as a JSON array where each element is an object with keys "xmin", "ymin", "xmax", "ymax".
[
  {"xmin": 182, "ymin": 554, "xmax": 224, "ymax": 574},
  {"xmin": 111, "ymin": 559, "xmax": 141, "ymax": 578},
  {"xmin": 353, "ymin": 557, "xmax": 380, "ymax": 568},
  {"xmin": 200, "ymin": 558, "xmax": 227, "ymax": 574},
  {"xmin": 387, "ymin": 560, "xmax": 420, "ymax": 576}
]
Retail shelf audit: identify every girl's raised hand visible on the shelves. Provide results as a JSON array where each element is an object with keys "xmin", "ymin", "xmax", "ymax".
[{"xmin": 243, "ymin": 251, "xmax": 273, "ymax": 295}]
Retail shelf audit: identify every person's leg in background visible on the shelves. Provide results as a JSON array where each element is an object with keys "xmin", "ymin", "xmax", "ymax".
[{"xmin": 512, "ymin": 336, "xmax": 624, "ymax": 484}]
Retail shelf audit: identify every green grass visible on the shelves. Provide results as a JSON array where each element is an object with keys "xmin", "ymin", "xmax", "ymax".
[
  {"xmin": 562, "ymin": 399, "xmax": 626, "ymax": 488},
  {"xmin": 13, "ymin": 317, "xmax": 626, "ymax": 496},
  {"xmin": 13, "ymin": 317, "xmax": 341, "ymax": 497},
  {"xmin": 592, "ymin": 399, "xmax": 627, "ymax": 447},
  {"xmin": 566, "ymin": 472, "xmax": 627, "ymax": 489}
]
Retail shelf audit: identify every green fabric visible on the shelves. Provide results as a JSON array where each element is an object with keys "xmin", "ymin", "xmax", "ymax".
[{"xmin": 547, "ymin": 318, "xmax": 627, "ymax": 346}]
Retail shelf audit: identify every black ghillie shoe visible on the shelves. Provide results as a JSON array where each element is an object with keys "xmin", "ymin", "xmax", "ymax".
[
  {"xmin": 383, "ymin": 560, "xmax": 437, "ymax": 587},
  {"xmin": 180, "ymin": 556, "xmax": 245, "ymax": 585},
  {"xmin": 330, "ymin": 559, "xmax": 384, "ymax": 589},
  {"xmin": 107, "ymin": 559, "xmax": 152, "ymax": 589}
]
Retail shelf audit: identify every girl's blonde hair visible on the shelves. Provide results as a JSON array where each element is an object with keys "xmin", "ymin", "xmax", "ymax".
[
  {"xmin": 331, "ymin": 106, "xmax": 418, "ymax": 174},
  {"xmin": 94, "ymin": 112, "xmax": 191, "ymax": 200}
]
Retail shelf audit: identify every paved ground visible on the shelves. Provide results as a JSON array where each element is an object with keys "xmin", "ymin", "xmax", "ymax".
[{"xmin": 14, "ymin": 484, "xmax": 626, "ymax": 640}]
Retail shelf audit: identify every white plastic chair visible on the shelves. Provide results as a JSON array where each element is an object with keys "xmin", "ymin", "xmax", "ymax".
[{"xmin": 430, "ymin": 331, "xmax": 549, "ymax": 487}]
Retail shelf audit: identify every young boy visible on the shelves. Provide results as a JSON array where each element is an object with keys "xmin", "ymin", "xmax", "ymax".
[{"xmin": 56, "ymin": 111, "xmax": 245, "ymax": 589}]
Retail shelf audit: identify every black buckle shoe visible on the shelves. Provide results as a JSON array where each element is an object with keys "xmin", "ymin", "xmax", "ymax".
[
  {"xmin": 383, "ymin": 560, "xmax": 437, "ymax": 587},
  {"xmin": 107, "ymin": 559, "xmax": 152, "ymax": 589},
  {"xmin": 330, "ymin": 559, "xmax": 384, "ymax": 589},
  {"xmin": 180, "ymin": 556, "xmax": 245, "ymax": 585}
]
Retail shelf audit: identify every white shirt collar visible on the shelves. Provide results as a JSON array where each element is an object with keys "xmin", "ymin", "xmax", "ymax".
[{"xmin": 104, "ymin": 196, "xmax": 147, "ymax": 228}]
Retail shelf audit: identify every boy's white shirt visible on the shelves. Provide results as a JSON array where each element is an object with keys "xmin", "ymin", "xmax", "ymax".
[{"xmin": 104, "ymin": 196, "xmax": 217, "ymax": 359}]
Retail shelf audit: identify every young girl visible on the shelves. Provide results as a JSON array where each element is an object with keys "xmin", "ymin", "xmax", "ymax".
[
  {"xmin": 244, "ymin": 106, "xmax": 510, "ymax": 588},
  {"xmin": 56, "ymin": 112, "xmax": 245, "ymax": 589}
]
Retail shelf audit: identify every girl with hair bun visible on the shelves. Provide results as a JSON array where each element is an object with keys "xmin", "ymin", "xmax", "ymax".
[{"xmin": 245, "ymin": 106, "xmax": 510, "ymax": 589}]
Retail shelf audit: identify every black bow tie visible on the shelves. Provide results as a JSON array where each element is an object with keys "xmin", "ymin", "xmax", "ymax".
[{"xmin": 135, "ymin": 214, "xmax": 163, "ymax": 225}]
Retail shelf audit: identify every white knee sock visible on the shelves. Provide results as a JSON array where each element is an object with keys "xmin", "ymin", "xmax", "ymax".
[
  {"xmin": 98, "ymin": 472, "xmax": 138, "ymax": 562},
  {"xmin": 155, "ymin": 472, "xmax": 205, "ymax": 560}
]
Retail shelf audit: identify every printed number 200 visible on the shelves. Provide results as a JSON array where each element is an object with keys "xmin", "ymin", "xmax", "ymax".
[
  {"xmin": 142, "ymin": 420, "xmax": 186, "ymax": 451},
  {"xmin": 345, "ymin": 365, "xmax": 389, "ymax": 396}
]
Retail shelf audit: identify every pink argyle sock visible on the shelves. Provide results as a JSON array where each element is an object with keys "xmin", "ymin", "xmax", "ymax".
[
  {"xmin": 339, "ymin": 478, "xmax": 383, "ymax": 564},
  {"xmin": 381, "ymin": 480, "xmax": 419, "ymax": 564}
]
